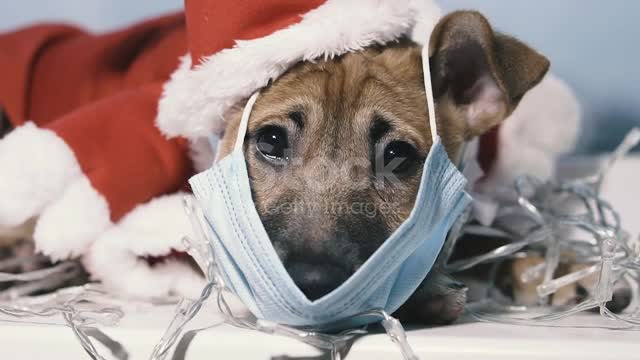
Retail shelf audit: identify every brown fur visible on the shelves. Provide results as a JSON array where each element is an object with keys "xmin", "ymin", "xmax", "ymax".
[
  {"xmin": 0, "ymin": 219, "xmax": 34, "ymax": 248},
  {"xmin": 503, "ymin": 255, "xmax": 631, "ymax": 312},
  {"xmin": 217, "ymin": 11, "xmax": 550, "ymax": 323}
]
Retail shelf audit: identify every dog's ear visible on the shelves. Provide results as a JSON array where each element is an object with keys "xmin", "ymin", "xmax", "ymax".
[{"xmin": 429, "ymin": 11, "xmax": 549, "ymax": 137}]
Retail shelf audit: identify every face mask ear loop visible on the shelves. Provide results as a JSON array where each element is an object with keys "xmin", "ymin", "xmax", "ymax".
[
  {"xmin": 421, "ymin": 43, "xmax": 438, "ymax": 143},
  {"xmin": 234, "ymin": 92, "xmax": 261, "ymax": 153}
]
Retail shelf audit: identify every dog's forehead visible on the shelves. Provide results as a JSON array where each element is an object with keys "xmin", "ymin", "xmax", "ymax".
[{"xmin": 250, "ymin": 51, "xmax": 431, "ymax": 150}]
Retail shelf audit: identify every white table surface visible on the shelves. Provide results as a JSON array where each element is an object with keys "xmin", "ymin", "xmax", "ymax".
[
  {"xmin": 1, "ymin": 308, "xmax": 639, "ymax": 360},
  {"xmin": 1, "ymin": 156, "xmax": 638, "ymax": 359}
]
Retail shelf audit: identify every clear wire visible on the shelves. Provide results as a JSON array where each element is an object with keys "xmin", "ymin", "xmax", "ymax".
[{"xmin": 454, "ymin": 127, "xmax": 640, "ymax": 329}]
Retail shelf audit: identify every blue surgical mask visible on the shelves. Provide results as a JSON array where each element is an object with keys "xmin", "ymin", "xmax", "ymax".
[{"xmin": 188, "ymin": 46, "xmax": 472, "ymax": 330}]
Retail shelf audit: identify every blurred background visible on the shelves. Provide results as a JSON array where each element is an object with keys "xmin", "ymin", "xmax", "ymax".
[{"xmin": 1, "ymin": 0, "xmax": 638, "ymax": 153}]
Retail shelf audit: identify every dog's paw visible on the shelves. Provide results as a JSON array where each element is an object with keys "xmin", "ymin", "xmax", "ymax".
[
  {"xmin": 504, "ymin": 257, "xmax": 632, "ymax": 313},
  {"xmin": 395, "ymin": 270, "xmax": 468, "ymax": 325},
  {"xmin": 413, "ymin": 284, "xmax": 467, "ymax": 325}
]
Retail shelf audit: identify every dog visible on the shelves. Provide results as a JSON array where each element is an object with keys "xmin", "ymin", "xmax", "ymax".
[
  {"xmin": 214, "ymin": 11, "xmax": 550, "ymax": 323},
  {"xmin": 1, "ymin": 8, "xmax": 585, "ymax": 324}
]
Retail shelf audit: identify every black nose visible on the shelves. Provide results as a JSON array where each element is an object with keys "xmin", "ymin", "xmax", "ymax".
[{"xmin": 286, "ymin": 261, "xmax": 350, "ymax": 300}]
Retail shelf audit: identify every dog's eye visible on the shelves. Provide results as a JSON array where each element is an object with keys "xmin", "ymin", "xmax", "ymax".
[
  {"xmin": 256, "ymin": 125, "xmax": 289, "ymax": 162},
  {"xmin": 381, "ymin": 141, "xmax": 419, "ymax": 174}
]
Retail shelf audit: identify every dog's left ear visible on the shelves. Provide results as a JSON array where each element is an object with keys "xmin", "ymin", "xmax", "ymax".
[{"xmin": 429, "ymin": 11, "xmax": 550, "ymax": 137}]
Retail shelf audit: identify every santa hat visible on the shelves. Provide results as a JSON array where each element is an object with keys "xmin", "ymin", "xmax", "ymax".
[{"xmin": 156, "ymin": 0, "xmax": 442, "ymax": 140}]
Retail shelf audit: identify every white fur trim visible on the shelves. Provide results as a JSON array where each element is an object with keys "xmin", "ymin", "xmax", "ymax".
[
  {"xmin": 157, "ymin": 0, "xmax": 442, "ymax": 139},
  {"xmin": 478, "ymin": 74, "xmax": 582, "ymax": 193},
  {"xmin": 189, "ymin": 138, "xmax": 216, "ymax": 172},
  {"xmin": 410, "ymin": 0, "xmax": 443, "ymax": 44},
  {"xmin": 34, "ymin": 176, "xmax": 111, "ymax": 261},
  {"xmin": 0, "ymin": 122, "xmax": 82, "ymax": 227},
  {"xmin": 83, "ymin": 192, "xmax": 205, "ymax": 299}
]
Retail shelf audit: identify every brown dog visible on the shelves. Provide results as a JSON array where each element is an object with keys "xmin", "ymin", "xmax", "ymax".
[{"xmin": 216, "ymin": 11, "xmax": 549, "ymax": 323}]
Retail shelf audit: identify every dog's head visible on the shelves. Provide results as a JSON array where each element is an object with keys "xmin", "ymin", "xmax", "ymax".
[{"xmin": 217, "ymin": 11, "xmax": 549, "ymax": 300}]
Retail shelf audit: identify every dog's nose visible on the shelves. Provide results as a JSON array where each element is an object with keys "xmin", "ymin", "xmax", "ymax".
[{"xmin": 286, "ymin": 261, "xmax": 350, "ymax": 301}]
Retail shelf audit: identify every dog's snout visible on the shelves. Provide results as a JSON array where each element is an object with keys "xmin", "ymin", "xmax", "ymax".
[
  {"xmin": 266, "ymin": 200, "xmax": 392, "ymax": 302},
  {"xmin": 287, "ymin": 260, "xmax": 349, "ymax": 300}
]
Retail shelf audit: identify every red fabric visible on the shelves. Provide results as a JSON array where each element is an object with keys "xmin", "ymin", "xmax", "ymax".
[
  {"xmin": 0, "ymin": 24, "xmax": 80, "ymax": 126},
  {"xmin": 0, "ymin": 14, "xmax": 190, "ymax": 221},
  {"xmin": 186, "ymin": 0, "xmax": 325, "ymax": 65},
  {"xmin": 31, "ymin": 14, "xmax": 186, "ymax": 126},
  {"xmin": 50, "ymin": 84, "xmax": 192, "ymax": 220},
  {"xmin": 478, "ymin": 125, "xmax": 500, "ymax": 176}
]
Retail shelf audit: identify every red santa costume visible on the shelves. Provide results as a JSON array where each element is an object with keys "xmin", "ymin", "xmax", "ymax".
[{"xmin": 0, "ymin": 0, "xmax": 580, "ymax": 298}]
